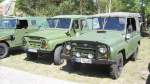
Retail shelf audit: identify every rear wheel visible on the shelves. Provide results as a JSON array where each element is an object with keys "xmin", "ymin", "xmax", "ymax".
[
  {"xmin": 54, "ymin": 46, "xmax": 64, "ymax": 65},
  {"xmin": 26, "ymin": 52, "xmax": 38, "ymax": 60},
  {"xmin": 110, "ymin": 53, "xmax": 124, "ymax": 79},
  {"xmin": 0, "ymin": 43, "xmax": 9, "ymax": 59}
]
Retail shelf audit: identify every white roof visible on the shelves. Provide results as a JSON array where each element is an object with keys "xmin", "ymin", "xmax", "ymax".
[{"xmin": 94, "ymin": 12, "xmax": 141, "ymax": 18}]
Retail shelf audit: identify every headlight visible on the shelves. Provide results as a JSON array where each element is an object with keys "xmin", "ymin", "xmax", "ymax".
[
  {"xmin": 99, "ymin": 47, "xmax": 107, "ymax": 54},
  {"xmin": 76, "ymin": 52, "xmax": 81, "ymax": 57},
  {"xmin": 66, "ymin": 45, "xmax": 71, "ymax": 50},
  {"xmin": 41, "ymin": 40, "xmax": 48, "ymax": 48},
  {"xmin": 88, "ymin": 54, "xmax": 94, "ymax": 59}
]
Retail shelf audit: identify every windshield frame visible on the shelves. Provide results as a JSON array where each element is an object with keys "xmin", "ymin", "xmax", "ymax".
[
  {"xmin": 47, "ymin": 18, "xmax": 72, "ymax": 30},
  {"xmin": 87, "ymin": 17, "xmax": 126, "ymax": 31}
]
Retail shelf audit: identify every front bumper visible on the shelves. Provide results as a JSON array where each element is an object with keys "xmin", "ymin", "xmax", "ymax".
[
  {"xmin": 62, "ymin": 53, "xmax": 115, "ymax": 65},
  {"xmin": 69, "ymin": 57, "xmax": 116, "ymax": 65},
  {"xmin": 25, "ymin": 48, "xmax": 52, "ymax": 54}
]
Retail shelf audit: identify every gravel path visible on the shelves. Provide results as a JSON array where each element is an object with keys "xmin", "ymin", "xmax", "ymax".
[{"xmin": 0, "ymin": 66, "xmax": 79, "ymax": 84}]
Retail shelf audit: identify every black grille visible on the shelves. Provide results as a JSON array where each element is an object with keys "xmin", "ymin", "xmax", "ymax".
[{"xmin": 70, "ymin": 41, "xmax": 98, "ymax": 59}]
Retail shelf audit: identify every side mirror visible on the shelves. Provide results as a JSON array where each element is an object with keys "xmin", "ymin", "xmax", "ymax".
[
  {"xmin": 65, "ymin": 30, "xmax": 71, "ymax": 36},
  {"xmin": 125, "ymin": 34, "xmax": 131, "ymax": 40}
]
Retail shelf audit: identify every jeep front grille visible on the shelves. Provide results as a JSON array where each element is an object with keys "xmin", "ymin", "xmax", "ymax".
[
  {"xmin": 27, "ymin": 37, "xmax": 45, "ymax": 48},
  {"xmin": 70, "ymin": 41, "xmax": 105, "ymax": 59},
  {"xmin": 70, "ymin": 42, "xmax": 97, "ymax": 59}
]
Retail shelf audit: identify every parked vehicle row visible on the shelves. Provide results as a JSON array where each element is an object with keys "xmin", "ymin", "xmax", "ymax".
[{"xmin": 0, "ymin": 12, "xmax": 142, "ymax": 79}]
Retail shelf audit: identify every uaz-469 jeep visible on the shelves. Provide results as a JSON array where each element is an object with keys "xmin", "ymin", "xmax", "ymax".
[
  {"xmin": 0, "ymin": 17, "xmax": 48, "ymax": 59},
  {"xmin": 24, "ymin": 15, "xmax": 88, "ymax": 65},
  {"xmin": 62, "ymin": 12, "xmax": 141, "ymax": 79}
]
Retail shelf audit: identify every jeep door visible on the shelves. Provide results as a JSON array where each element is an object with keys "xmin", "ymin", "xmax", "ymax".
[
  {"xmin": 13, "ymin": 20, "xmax": 38, "ymax": 46},
  {"xmin": 126, "ymin": 18, "xmax": 139, "ymax": 58}
]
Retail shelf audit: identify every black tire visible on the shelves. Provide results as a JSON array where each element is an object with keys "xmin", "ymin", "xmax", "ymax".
[
  {"xmin": 67, "ymin": 60, "xmax": 81, "ymax": 70},
  {"xmin": 131, "ymin": 47, "xmax": 139, "ymax": 61},
  {"xmin": 54, "ymin": 46, "xmax": 64, "ymax": 65},
  {"xmin": 110, "ymin": 53, "xmax": 124, "ymax": 79},
  {"xmin": 0, "ymin": 43, "xmax": 9, "ymax": 59},
  {"xmin": 26, "ymin": 52, "xmax": 38, "ymax": 60}
]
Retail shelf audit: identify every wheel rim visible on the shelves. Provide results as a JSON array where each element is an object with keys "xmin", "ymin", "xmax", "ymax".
[{"xmin": 0, "ymin": 46, "xmax": 5, "ymax": 56}]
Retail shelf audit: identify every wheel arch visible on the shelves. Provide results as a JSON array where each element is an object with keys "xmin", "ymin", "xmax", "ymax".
[
  {"xmin": 0, "ymin": 40, "xmax": 10, "ymax": 47},
  {"xmin": 54, "ymin": 43, "xmax": 63, "ymax": 51},
  {"xmin": 118, "ymin": 49, "xmax": 126, "ymax": 61},
  {"xmin": 138, "ymin": 41, "xmax": 140, "ymax": 45}
]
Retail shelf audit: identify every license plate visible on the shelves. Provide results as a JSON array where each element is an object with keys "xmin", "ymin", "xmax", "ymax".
[
  {"xmin": 75, "ymin": 58, "xmax": 92, "ymax": 64},
  {"xmin": 28, "ymin": 49, "xmax": 37, "ymax": 53}
]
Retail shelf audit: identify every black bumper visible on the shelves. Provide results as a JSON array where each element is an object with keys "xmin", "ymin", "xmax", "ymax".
[{"xmin": 70, "ymin": 57, "xmax": 116, "ymax": 65}]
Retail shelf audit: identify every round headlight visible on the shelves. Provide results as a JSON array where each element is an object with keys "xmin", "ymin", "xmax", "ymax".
[
  {"xmin": 99, "ymin": 47, "xmax": 107, "ymax": 54},
  {"xmin": 66, "ymin": 45, "xmax": 71, "ymax": 50},
  {"xmin": 88, "ymin": 54, "xmax": 94, "ymax": 59},
  {"xmin": 41, "ymin": 40, "xmax": 48, "ymax": 48},
  {"xmin": 76, "ymin": 52, "xmax": 81, "ymax": 57}
]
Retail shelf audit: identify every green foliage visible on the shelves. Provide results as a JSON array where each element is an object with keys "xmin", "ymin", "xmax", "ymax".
[{"xmin": 16, "ymin": 0, "xmax": 150, "ymax": 18}]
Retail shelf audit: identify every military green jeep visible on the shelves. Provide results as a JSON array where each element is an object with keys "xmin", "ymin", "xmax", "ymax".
[
  {"xmin": 62, "ymin": 12, "xmax": 141, "ymax": 79},
  {"xmin": 0, "ymin": 16, "xmax": 48, "ymax": 59},
  {"xmin": 24, "ymin": 15, "xmax": 88, "ymax": 65}
]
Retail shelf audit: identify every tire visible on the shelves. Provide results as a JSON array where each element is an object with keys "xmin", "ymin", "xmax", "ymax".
[
  {"xmin": 0, "ymin": 43, "xmax": 9, "ymax": 59},
  {"xmin": 26, "ymin": 52, "xmax": 38, "ymax": 60},
  {"xmin": 67, "ymin": 60, "xmax": 81, "ymax": 70},
  {"xmin": 54, "ymin": 46, "xmax": 64, "ymax": 65},
  {"xmin": 110, "ymin": 53, "xmax": 124, "ymax": 79},
  {"xmin": 131, "ymin": 47, "xmax": 139, "ymax": 61}
]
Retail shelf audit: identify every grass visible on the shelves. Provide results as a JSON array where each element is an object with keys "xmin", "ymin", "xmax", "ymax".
[{"xmin": 0, "ymin": 38, "xmax": 150, "ymax": 84}]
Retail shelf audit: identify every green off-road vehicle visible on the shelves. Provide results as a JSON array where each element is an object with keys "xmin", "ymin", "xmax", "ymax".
[
  {"xmin": 62, "ymin": 12, "xmax": 141, "ymax": 79},
  {"xmin": 24, "ymin": 15, "xmax": 88, "ymax": 65},
  {"xmin": 0, "ymin": 16, "xmax": 48, "ymax": 59}
]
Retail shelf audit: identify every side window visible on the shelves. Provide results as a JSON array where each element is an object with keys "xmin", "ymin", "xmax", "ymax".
[
  {"xmin": 80, "ymin": 19, "xmax": 86, "ymax": 30},
  {"xmin": 16, "ymin": 20, "xmax": 28, "ymax": 29},
  {"xmin": 31, "ymin": 20, "xmax": 36, "ymax": 25},
  {"xmin": 127, "ymin": 18, "xmax": 136, "ymax": 33},
  {"xmin": 72, "ymin": 20, "xmax": 79, "ymax": 29}
]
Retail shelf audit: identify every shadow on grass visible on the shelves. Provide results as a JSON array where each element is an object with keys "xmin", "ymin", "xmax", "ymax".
[
  {"xmin": 24, "ymin": 53, "xmax": 54, "ymax": 65},
  {"xmin": 146, "ymin": 63, "xmax": 150, "ymax": 84},
  {"xmin": 61, "ymin": 64, "xmax": 111, "ymax": 79}
]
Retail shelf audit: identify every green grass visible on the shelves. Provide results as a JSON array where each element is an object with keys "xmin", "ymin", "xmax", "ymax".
[{"xmin": 0, "ymin": 38, "xmax": 150, "ymax": 84}]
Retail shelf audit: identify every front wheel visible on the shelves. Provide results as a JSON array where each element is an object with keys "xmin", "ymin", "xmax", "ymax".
[
  {"xmin": 0, "ymin": 43, "xmax": 9, "ymax": 59},
  {"xmin": 54, "ymin": 46, "xmax": 64, "ymax": 65},
  {"xmin": 110, "ymin": 53, "xmax": 124, "ymax": 79},
  {"xmin": 26, "ymin": 52, "xmax": 38, "ymax": 60}
]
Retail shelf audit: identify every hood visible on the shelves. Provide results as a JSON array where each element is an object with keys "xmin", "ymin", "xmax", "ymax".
[
  {"xmin": 0, "ymin": 29, "xmax": 15, "ymax": 39},
  {"xmin": 72, "ymin": 30, "xmax": 125, "ymax": 46},
  {"xmin": 25, "ymin": 28, "xmax": 68, "ymax": 40}
]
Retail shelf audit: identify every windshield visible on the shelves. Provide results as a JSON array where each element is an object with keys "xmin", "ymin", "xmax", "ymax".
[
  {"xmin": 87, "ymin": 17, "xmax": 126, "ymax": 31},
  {"xmin": 47, "ymin": 18, "xmax": 71, "ymax": 29},
  {"xmin": 0, "ymin": 19, "xmax": 17, "ymax": 29}
]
